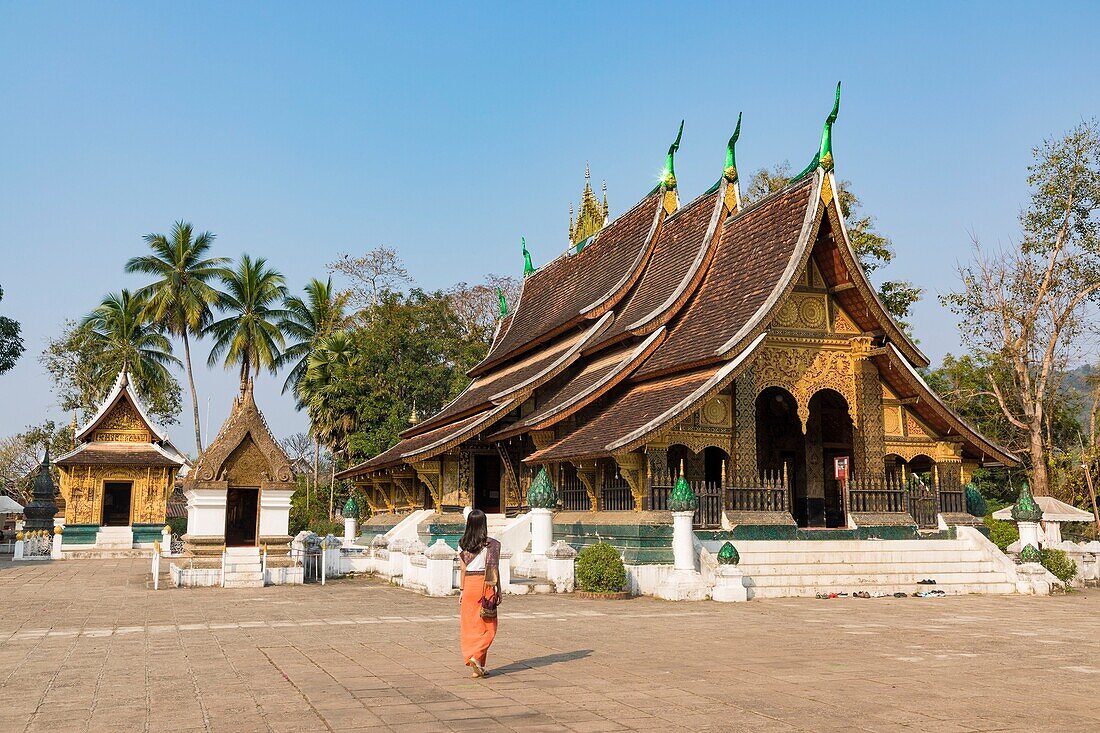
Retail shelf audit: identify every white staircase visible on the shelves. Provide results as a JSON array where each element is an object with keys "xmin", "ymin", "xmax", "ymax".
[
  {"xmin": 95, "ymin": 526, "xmax": 134, "ymax": 549},
  {"xmin": 222, "ymin": 547, "xmax": 264, "ymax": 589},
  {"xmin": 734, "ymin": 539, "xmax": 1018, "ymax": 599}
]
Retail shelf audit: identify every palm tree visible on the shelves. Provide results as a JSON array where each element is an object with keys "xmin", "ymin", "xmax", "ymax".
[
  {"xmin": 278, "ymin": 277, "xmax": 348, "ymax": 401},
  {"xmin": 277, "ymin": 278, "xmax": 348, "ymax": 506},
  {"xmin": 206, "ymin": 255, "xmax": 289, "ymax": 390},
  {"xmin": 82, "ymin": 290, "xmax": 181, "ymax": 395},
  {"xmin": 125, "ymin": 222, "xmax": 229, "ymax": 453},
  {"xmin": 300, "ymin": 331, "xmax": 357, "ymax": 517}
]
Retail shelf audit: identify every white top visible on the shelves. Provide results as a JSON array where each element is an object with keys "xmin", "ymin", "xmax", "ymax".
[{"xmin": 466, "ymin": 547, "xmax": 487, "ymax": 572}]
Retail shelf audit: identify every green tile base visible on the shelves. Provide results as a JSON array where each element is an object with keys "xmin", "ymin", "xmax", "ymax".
[
  {"xmin": 696, "ymin": 524, "xmax": 926, "ymax": 541},
  {"xmin": 553, "ymin": 511, "xmax": 673, "ymax": 565},
  {"xmin": 132, "ymin": 524, "xmax": 164, "ymax": 544},
  {"xmin": 61, "ymin": 524, "xmax": 99, "ymax": 545}
]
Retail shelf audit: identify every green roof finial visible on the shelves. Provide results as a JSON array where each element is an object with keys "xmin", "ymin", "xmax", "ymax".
[
  {"xmin": 724, "ymin": 112, "xmax": 742, "ymax": 182},
  {"xmin": 1010, "ymin": 481, "xmax": 1043, "ymax": 523},
  {"xmin": 668, "ymin": 458, "xmax": 698, "ymax": 512},
  {"xmin": 497, "ymin": 287, "xmax": 507, "ymax": 319},
  {"xmin": 522, "ymin": 237, "xmax": 535, "ymax": 277},
  {"xmin": 793, "ymin": 81, "xmax": 842, "ymax": 181},
  {"xmin": 661, "ymin": 120, "xmax": 684, "ymax": 189},
  {"xmin": 527, "ymin": 467, "xmax": 558, "ymax": 509}
]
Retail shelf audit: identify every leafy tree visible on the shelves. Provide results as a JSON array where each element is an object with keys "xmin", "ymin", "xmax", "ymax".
[
  {"xmin": 942, "ymin": 121, "xmax": 1100, "ymax": 496},
  {"xmin": 278, "ymin": 277, "xmax": 348, "ymax": 400},
  {"xmin": 40, "ymin": 293, "xmax": 183, "ymax": 425},
  {"xmin": 0, "ymin": 421, "xmax": 74, "ymax": 501},
  {"xmin": 206, "ymin": 255, "xmax": 289, "ymax": 389},
  {"xmin": 0, "ymin": 285, "xmax": 23, "ymax": 375},
  {"xmin": 126, "ymin": 221, "xmax": 229, "ymax": 453},
  {"xmin": 327, "ymin": 246, "xmax": 413, "ymax": 315},
  {"xmin": 300, "ymin": 331, "xmax": 358, "ymax": 518},
  {"xmin": 744, "ymin": 163, "xmax": 922, "ymax": 327}
]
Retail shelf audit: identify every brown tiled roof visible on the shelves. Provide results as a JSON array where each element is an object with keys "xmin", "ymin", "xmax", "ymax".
[
  {"xmin": 872, "ymin": 345, "xmax": 1018, "ymax": 466},
  {"xmin": 472, "ymin": 193, "xmax": 662, "ymax": 375},
  {"xmin": 594, "ymin": 189, "xmax": 720, "ymax": 346},
  {"xmin": 526, "ymin": 368, "xmax": 717, "ymax": 462},
  {"xmin": 339, "ymin": 401, "xmax": 514, "ymax": 478},
  {"xmin": 404, "ymin": 316, "xmax": 608, "ymax": 438},
  {"xmin": 488, "ymin": 332, "xmax": 663, "ymax": 441},
  {"xmin": 55, "ymin": 442, "xmax": 184, "ymax": 467},
  {"xmin": 637, "ymin": 176, "xmax": 818, "ymax": 378}
]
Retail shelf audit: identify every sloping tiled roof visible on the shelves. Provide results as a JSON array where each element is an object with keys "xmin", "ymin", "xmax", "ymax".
[
  {"xmin": 526, "ymin": 368, "xmax": 719, "ymax": 462},
  {"xmin": 593, "ymin": 189, "xmax": 721, "ymax": 346},
  {"xmin": 76, "ymin": 369, "xmax": 170, "ymax": 443},
  {"xmin": 404, "ymin": 314, "xmax": 610, "ymax": 437},
  {"xmin": 488, "ymin": 329, "xmax": 664, "ymax": 441},
  {"xmin": 873, "ymin": 344, "xmax": 1019, "ymax": 466},
  {"xmin": 55, "ymin": 442, "xmax": 184, "ymax": 467},
  {"xmin": 637, "ymin": 175, "xmax": 819, "ymax": 377},
  {"xmin": 339, "ymin": 401, "xmax": 514, "ymax": 477},
  {"xmin": 472, "ymin": 193, "xmax": 662, "ymax": 375}
]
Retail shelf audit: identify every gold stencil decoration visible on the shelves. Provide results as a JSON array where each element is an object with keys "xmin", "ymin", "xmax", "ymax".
[
  {"xmin": 905, "ymin": 411, "xmax": 930, "ymax": 438},
  {"xmin": 883, "ymin": 406, "xmax": 902, "ymax": 435},
  {"xmin": 752, "ymin": 343, "xmax": 859, "ymax": 428},
  {"xmin": 93, "ymin": 400, "xmax": 151, "ymax": 443},
  {"xmin": 699, "ymin": 396, "xmax": 732, "ymax": 428}
]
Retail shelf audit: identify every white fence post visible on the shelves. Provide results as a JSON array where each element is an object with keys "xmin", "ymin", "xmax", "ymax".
[
  {"xmin": 14, "ymin": 533, "xmax": 24, "ymax": 561},
  {"xmin": 151, "ymin": 541, "xmax": 161, "ymax": 591},
  {"xmin": 221, "ymin": 548, "xmax": 226, "ymax": 588},
  {"xmin": 51, "ymin": 527, "xmax": 63, "ymax": 559},
  {"xmin": 321, "ymin": 538, "xmax": 327, "ymax": 586}
]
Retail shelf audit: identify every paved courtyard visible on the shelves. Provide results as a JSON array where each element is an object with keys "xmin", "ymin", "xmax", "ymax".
[{"xmin": 0, "ymin": 559, "xmax": 1096, "ymax": 732}]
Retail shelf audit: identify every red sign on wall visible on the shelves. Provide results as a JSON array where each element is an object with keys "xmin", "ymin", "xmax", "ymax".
[{"xmin": 834, "ymin": 456, "xmax": 850, "ymax": 481}]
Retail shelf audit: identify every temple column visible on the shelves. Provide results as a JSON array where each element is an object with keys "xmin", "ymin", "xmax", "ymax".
[
  {"xmin": 573, "ymin": 459, "xmax": 601, "ymax": 511},
  {"xmin": 733, "ymin": 370, "xmax": 757, "ymax": 480},
  {"xmin": 855, "ymin": 359, "xmax": 886, "ymax": 478},
  {"xmin": 411, "ymin": 461, "xmax": 443, "ymax": 512},
  {"xmin": 613, "ymin": 451, "xmax": 648, "ymax": 511}
]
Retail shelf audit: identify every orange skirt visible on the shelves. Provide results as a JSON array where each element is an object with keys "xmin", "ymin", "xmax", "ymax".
[{"xmin": 460, "ymin": 573, "xmax": 498, "ymax": 667}]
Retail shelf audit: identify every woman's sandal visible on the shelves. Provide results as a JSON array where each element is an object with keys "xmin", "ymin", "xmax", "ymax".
[{"xmin": 468, "ymin": 658, "xmax": 485, "ymax": 678}]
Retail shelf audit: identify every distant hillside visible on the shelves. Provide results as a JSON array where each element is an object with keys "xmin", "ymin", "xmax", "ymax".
[{"xmin": 1062, "ymin": 364, "xmax": 1097, "ymax": 431}]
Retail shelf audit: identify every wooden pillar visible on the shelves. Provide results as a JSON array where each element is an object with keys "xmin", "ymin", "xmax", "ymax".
[{"xmin": 733, "ymin": 370, "xmax": 757, "ymax": 480}]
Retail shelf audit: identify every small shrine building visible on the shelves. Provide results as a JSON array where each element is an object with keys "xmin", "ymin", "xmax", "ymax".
[
  {"xmin": 338, "ymin": 88, "xmax": 1017, "ymax": 546},
  {"xmin": 56, "ymin": 369, "xmax": 189, "ymax": 549}
]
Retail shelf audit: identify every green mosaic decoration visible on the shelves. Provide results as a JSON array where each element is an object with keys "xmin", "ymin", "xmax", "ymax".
[
  {"xmin": 667, "ymin": 465, "xmax": 698, "ymax": 512},
  {"xmin": 724, "ymin": 112, "xmax": 742, "ymax": 182},
  {"xmin": 343, "ymin": 496, "xmax": 358, "ymax": 518},
  {"xmin": 793, "ymin": 81, "xmax": 841, "ymax": 181},
  {"xmin": 527, "ymin": 467, "xmax": 558, "ymax": 509},
  {"xmin": 1019, "ymin": 543, "xmax": 1042, "ymax": 564},
  {"xmin": 964, "ymin": 483, "xmax": 987, "ymax": 517},
  {"xmin": 1010, "ymin": 482, "xmax": 1043, "ymax": 523},
  {"xmin": 717, "ymin": 541, "xmax": 739, "ymax": 565},
  {"xmin": 522, "ymin": 237, "xmax": 535, "ymax": 278},
  {"xmin": 497, "ymin": 287, "xmax": 507, "ymax": 319}
]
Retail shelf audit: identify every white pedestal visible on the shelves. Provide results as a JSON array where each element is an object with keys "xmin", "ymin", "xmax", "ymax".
[
  {"xmin": 546, "ymin": 540, "xmax": 577, "ymax": 593},
  {"xmin": 711, "ymin": 566, "xmax": 748, "ymax": 602},
  {"xmin": 259, "ymin": 489, "xmax": 293, "ymax": 538},
  {"xmin": 186, "ymin": 488, "xmax": 227, "ymax": 537},
  {"xmin": 343, "ymin": 517, "xmax": 357, "ymax": 546},
  {"xmin": 530, "ymin": 508, "xmax": 553, "ymax": 558},
  {"xmin": 656, "ymin": 569, "xmax": 710, "ymax": 601},
  {"xmin": 161, "ymin": 528, "xmax": 172, "ymax": 557},
  {"xmin": 1018, "ymin": 521, "xmax": 1040, "ymax": 551},
  {"xmin": 1015, "ymin": 562, "xmax": 1052, "ymax": 596},
  {"xmin": 425, "ymin": 540, "xmax": 456, "ymax": 596},
  {"xmin": 51, "ymin": 532, "xmax": 63, "ymax": 559},
  {"xmin": 671, "ymin": 511, "xmax": 696, "ymax": 571}
]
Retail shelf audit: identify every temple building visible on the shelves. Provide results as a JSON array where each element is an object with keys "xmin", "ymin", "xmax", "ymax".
[
  {"xmin": 178, "ymin": 379, "xmax": 298, "ymax": 587},
  {"xmin": 56, "ymin": 369, "xmax": 189, "ymax": 550},
  {"xmin": 338, "ymin": 86, "xmax": 1016, "ymax": 554}
]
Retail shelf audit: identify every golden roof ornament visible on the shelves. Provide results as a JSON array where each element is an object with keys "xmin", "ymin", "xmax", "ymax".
[{"xmin": 569, "ymin": 162, "xmax": 609, "ymax": 248}]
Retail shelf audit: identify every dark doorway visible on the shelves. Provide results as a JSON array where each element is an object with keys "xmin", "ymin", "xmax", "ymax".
[
  {"xmin": 225, "ymin": 488, "xmax": 259, "ymax": 546},
  {"xmin": 473, "ymin": 455, "xmax": 502, "ymax": 513},
  {"xmin": 756, "ymin": 387, "xmax": 807, "ymax": 524},
  {"xmin": 101, "ymin": 482, "xmax": 132, "ymax": 526},
  {"xmin": 810, "ymin": 389, "xmax": 854, "ymax": 529},
  {"xmin": 703, "ymin": 447, "xmax": 728, "ymax": 485}
]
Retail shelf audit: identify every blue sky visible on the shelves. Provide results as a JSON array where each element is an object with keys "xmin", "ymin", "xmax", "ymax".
[{"xmin": 1, "ymin": 2, "xmax": 1098, "ymax": 454}]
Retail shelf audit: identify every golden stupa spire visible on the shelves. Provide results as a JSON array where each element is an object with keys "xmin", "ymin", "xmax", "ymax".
[{"xmin": 570, "ymin": 162, "xmax": 608, "ymax": 249}]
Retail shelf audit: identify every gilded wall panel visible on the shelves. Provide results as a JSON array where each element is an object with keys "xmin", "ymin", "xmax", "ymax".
[{"xmin": 59, "ymin": 464, "xmax": 171, "ymax": 525}]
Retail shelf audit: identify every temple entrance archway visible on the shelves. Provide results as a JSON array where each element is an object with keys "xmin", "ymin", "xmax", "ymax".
[
  {"xmin": 473, "ymin": 454, "xmax": 502, "ymax": 513},
  {"xmin": 225, "ymin": 487, "xmax": 258, "ymax": 546},
  {"xmin": 101, "ymin": 481, "xmax": 133, "ymax": 526},
  {"xmin": 756, "ymin": 387, "xmax": 807, "ymax": 524},
  {"xmin": 809, "ymin": 389, "xmax": 853, "ymax": 528}
]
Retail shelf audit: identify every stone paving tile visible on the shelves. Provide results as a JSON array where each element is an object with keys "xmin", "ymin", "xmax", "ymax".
[{"xmin": 1, "ymin": 558, "xmax": 1099, "ymax": 732}]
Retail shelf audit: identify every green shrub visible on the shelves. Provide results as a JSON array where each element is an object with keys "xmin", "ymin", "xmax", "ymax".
[
  {"xmin": 166, "ymin": 516, "xmax": 187, "ymax": 537},
  {"xmin": 983, "ymin": 515, "xmax": 1019, "ymax": 551},
  {"xmin": 575, "ymin": 542, "xmax": 626, "ymax": 594},
  {"xmin": 1040, "ymin": 548, "xmax": 1077, "ymax": 584}
]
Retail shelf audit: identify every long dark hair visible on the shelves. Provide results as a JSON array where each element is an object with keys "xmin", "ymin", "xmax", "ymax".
[{"xmin": 459, "ymin": 509, "xmax": 488, "ymax": 554}]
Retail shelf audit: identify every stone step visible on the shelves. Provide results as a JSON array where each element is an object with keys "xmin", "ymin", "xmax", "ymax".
[
  {"xmin": 748, "ymin": 581, "xmax": 1018, "ymax": 599},
  {"xmin": 224, "ymin": 564, "xmax": 262, "ymax": 573},
  {"xmin": 63, "ymin": 548, "xmax": 153, "ymax": 559},
  {"xmin": 744, "ymin": 571, "xmax": 1012, "ymax": 587},
  {"xmin": 223, "ymin": 577, "xmax": 265, "ymax": 589},
  {"xmin": 731, "ymin": 539, "xmax": 971, "ymax": 552},
  {"xmin": 739, "ymin": 561, "xmax": 1000, "ymax": 576},
  {"xmin": 735, "ymin": 550, "xmax": 988, "ymax": 565},
  {"xmin": 223, "ymin": 570, "xmax": 264, "ymax": 583}
]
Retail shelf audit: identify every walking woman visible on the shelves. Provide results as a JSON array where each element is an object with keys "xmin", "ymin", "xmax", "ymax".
[{"xmin": 458, "ymin": 509, "xmax": 500, "ymax": 678}]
